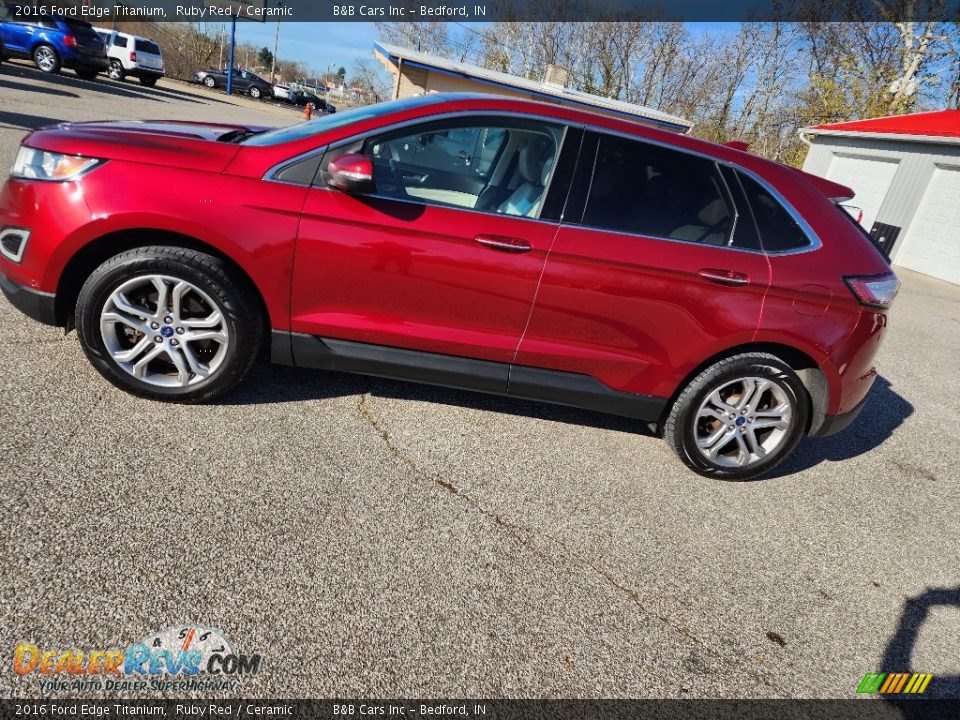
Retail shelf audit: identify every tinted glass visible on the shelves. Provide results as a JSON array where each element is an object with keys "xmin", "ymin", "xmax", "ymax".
[
  {"xmin": 112, "ymin": 35, "xmax": 128, "ymax": 47},
  {"xmin": 719, "ymin": 166, "xmax": 761, "ymax": 251},
  {"xmin": 135, "ymin": 39, "xmax": 161, "ymax": 54},
  {"xmin": 582, "ymin": 135, "xmax": 734, "ymax": 246},
  {"xmin": 358, "ymin": 119, "xmax": 561, "ymax": 218},
  {"xmin": 736, "ymin": 172, "xmax": 811, "ymax": 252}
]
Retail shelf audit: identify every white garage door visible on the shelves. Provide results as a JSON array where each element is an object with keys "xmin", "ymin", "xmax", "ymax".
[
  {"xmin": 826, "ymin": 154, "xmax": 899, "ymax": 230},
  {"xmin": 894, "ymin": 165, "xmax": 960, "ymax": 285}
]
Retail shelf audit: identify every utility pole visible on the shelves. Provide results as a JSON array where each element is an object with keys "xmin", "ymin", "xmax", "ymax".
[{"xmin": 270, "ymin": 1, "xmax": 284, "ymax": 83}]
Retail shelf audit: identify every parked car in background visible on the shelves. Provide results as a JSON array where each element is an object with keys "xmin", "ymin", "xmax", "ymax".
[
  {"xmin": 0, "ymin": 94, "xmax": 900, "ymax": 480},
  {"xmin": 272, "ymin": 83, "xmax": 293, "ymax": 101},
  {"xmin": 0, "ymin": 3, "xmax": 107, "ymax": 78},
  {"xmin": 94, "ymin": 28, "xmax": 164, "ymax": 86},
  {"xmin": 289, "ymin": 89, "xmax": 335, "ymax": 114},
  {"xmin": 195, "ymin": 67, "xmax": 272, "ymax": 99}
]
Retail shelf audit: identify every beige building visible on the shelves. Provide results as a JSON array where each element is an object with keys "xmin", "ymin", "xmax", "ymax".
[{"xmin": 373, "ymin": 42, "xmax": 692, "ymax": 134}]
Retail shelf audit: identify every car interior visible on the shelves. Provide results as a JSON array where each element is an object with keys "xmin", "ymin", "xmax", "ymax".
[
  {"xmin": 582, "ymin": 135, "xmax": 735, "ymax": 245},
  {"xmin": 364, "ymin": 123, "xmax": 562, "ymax": 219}
]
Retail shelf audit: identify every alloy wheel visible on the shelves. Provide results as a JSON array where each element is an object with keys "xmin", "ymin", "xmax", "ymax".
[
  {"xmin": 35, "ymin": 46, "xmax": 57, "ymax": 72},
  {"xmin": 694, "ymin": 376, "xmax": 793, "ymax": 468},
  {"xmin": 99, "ymin": 275, "xmax": 230, "ymax": 388}
]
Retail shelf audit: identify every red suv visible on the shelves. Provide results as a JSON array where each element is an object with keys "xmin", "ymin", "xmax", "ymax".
[{"xmin": 0, "ymin": 94, "xmax": 899, "ymax": 479}]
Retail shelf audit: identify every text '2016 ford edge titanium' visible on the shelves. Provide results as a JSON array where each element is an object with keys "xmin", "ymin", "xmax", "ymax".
[{"xmin": 0, "ymin": 94, "xmax": 899, "ymax": 480}]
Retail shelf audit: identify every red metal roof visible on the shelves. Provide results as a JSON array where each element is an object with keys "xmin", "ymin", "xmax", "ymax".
[{"xmin": 812, "ymin": 110, "xmax": 960, "ymax": 138}]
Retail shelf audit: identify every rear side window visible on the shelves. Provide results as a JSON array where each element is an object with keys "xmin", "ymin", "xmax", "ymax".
[
  {"xmin": 736, "ymin": 173, "xmax": 811, "ymax": 252},
  {"xmin": 135, "ymin": 39, "xmax": 161, "ymax": 54},
  {"xmin": 112, "ymin": 35, "xmax": 128, "ymax": 48},
  {"xmin": 581, "ymin": 134, "xmax": 734, "ymax": 246}
]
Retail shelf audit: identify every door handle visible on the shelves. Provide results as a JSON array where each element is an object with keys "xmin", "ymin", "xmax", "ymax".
[
  {"xmin": 698, "ymin": 268, "xmax": 749, "ymax": 286},
  {"xmin": 474, "ymin": 234, "xmax": 532, "ymax": 253}
]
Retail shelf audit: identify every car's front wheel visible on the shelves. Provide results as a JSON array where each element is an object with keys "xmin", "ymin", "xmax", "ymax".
[
  {"xmin": 203, "ymin": 75, "xmax": 216, "ymax": 88},
  {"xmin": 107, "ymin": 60, "xmax": 125, "ymax": 80},
  {"xmin": 33, "ymin": 44, "xmax": 61, "ymax": 73},
  {"xmin": 249, "ymin": 85, "xmax": 262, "ymax": 99},
  {"xmin": 664, "ymin": 353, "xmax": 808, "ymax": 480},
  {"xmin": 75, "ymin": 247, "xmax": 263, "ymax": 403}
]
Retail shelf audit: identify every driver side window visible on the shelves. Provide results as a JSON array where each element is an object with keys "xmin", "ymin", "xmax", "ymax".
[{"xmin": 361, "ymin": 119, "xmax": 562, "ymax": 219}]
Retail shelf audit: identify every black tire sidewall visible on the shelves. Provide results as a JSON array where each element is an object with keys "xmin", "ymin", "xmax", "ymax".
[
  {"xmin": 76, "ymin": 248, "xmax": 260, "ymax": 403},
  {"xmin": 668, "ymin": 355, "xmax": 809, "ymax": 481}
]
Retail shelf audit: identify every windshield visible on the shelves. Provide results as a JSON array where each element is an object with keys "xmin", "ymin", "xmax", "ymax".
[{"xmin": 241, "ymin": 95, "xmax": 446, "ymax": 147}]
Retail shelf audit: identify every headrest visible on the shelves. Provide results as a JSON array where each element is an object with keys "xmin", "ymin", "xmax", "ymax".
[{"xmin": 698, "ymin": 198, "xmax": 730, "ymax": 226}]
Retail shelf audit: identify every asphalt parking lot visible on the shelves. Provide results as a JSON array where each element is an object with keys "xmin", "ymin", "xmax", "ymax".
[{"xmin": 1, "ymin": 62, "xmax": 959, "ymax": 700}]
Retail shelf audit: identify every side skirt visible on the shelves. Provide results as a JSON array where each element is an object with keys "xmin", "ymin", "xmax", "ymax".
[{"xmin": 272, "ymin": 331, "xmax": 668, "ymax": 423}]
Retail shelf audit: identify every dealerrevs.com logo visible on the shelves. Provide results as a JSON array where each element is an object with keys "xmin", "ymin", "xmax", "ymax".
[{"xmin": 13, "ymin": 625, "xmax": 263, "ymax": 693}]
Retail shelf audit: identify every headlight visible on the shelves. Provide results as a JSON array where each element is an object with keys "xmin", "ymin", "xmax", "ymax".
[{"xmin": 10, "ymin": 146, "xmax": 105, "ymax": 182}]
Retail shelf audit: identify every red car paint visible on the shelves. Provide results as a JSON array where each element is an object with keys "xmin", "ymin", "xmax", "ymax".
[{"xmin": 0, "ymin": 94, "xmax": 895, "ymax": 427}]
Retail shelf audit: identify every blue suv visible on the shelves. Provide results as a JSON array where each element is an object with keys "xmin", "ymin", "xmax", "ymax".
[{"xmin": 0, "ymin": 3, "xmax": 107, "ymax": 78}]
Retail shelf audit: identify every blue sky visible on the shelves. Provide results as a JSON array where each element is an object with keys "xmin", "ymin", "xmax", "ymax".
[{"xmin": 229, "ymin": 22, "xmax": 740, "ymax": 77}]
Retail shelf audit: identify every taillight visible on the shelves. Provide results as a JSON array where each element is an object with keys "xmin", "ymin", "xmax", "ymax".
[
  {"xmin": 844, "ymin": 272, "xmax": 901, "ymax": 309},
  {"xmin": 130, "ymin": 52, "xmax": 137, "ymax": 62},
  {"xmin": 63, "ymin": 35, "xmax": 77, "ymax": 48}
]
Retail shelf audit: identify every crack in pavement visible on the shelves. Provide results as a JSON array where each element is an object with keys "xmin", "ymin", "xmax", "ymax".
[{"xmin": 355, "ymin": 389, "xmax": 784, "ymax": 693}]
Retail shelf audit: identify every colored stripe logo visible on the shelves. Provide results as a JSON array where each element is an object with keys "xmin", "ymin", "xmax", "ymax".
[{"xmin": 857, "ymin": 672, "xmax": 932, "ymax": 694}]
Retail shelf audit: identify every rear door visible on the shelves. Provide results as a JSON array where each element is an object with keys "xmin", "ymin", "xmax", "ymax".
[
  {"xmin": 514, "ymin": 131, "xmax": 771, "ymax": 399},
  {"xmin": 290, "ymin": 116, "xmax": 574, "ymax": 366}
]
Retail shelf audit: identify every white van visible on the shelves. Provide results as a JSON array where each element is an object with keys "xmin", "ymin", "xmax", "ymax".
[{"xmin": 93, "ymin": 28, "xmax": 164, "ymax": 86}]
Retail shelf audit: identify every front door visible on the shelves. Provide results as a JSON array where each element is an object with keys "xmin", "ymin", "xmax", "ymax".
[{"xmin": 290, "ymin": 116, "xmax": 570, "ymax": 365}]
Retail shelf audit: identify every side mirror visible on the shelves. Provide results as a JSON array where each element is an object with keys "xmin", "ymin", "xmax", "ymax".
[{"xmin": 326, "ymin": 153, "xmax": 374, "ymax": 194}]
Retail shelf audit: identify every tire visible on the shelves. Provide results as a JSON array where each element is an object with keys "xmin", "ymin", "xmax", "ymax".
[
  {"xmin": 249, "ymin": 85, "xmax": 262, "ymax": 99},
  {"xmin": 107, "ymin": 60, "xmax": 125, "ymax": 81},
  {"xmin": 203, "ymin": 75, "xmax": 216, "ymax": 88},
  {"xmin": 75, "ymin": 246, "xmax": 263, "ymax": 403},
  {"xmin": 75, "ymin": 68, "xmax": 99, "ymax": 80},
  {"xmin": 139, "ymin": 75, "xmax": 158, "ymax": 87},
  {"xmin": 33, "ymin": 44, "xmax": 61, "ymax": 74},
  {"xmin": 664, "ymin": 353, "xmax": 809, "ymax": 481}
]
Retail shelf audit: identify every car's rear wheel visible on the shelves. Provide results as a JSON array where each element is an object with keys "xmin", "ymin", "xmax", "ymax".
[
  {"xmin": 664, "ymin": 353, "xmax": 808, "ymax": 480},
  {"xmin": 107, "ymin": 60, "xmax": 125, "ymax": 80},
  {"xmin": 33, "ymin": 44, "xmax": 61, "ymax": 74},
  {"xmin": 249, "ymin": 85, "xmax": 262, "ymax": 99},
  {"xmin": 203, "ymin": 75, "xmax": 216, "ymax": 88},
  {"xmin": 76, "ymin": 247, "xmax": 263, "ymax": 403}
]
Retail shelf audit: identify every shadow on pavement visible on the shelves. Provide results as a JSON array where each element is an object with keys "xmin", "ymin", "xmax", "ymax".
[
  {"xmin": 1, "ymin": 60, "xmax": 234, "ymax": 105},
  {"xmin": 226, "ymin": 362, "xmax": 656, "ymax": 437},
  {"xmin": 0, "ymin": 110, "xmax": 66, "ymax": 131},
  {"xmin": 0, "ymin": 78, "xmax": 78, "ymax": 98},
  {"xmin": 767, "ymin": 376, "xmax": 913, "ymax": 478},
  {"xmin": 880, "ymin": 586, "xmax": 960, "ymax": 715}
]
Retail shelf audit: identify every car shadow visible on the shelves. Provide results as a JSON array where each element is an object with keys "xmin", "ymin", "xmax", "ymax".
[
  {"xmin": 0, "ymin": 78, "xmax": 78, "ymax": 98},
  {"xmin": 1, "ymin": 60, "xmax": 232, "ymax": 106},
  {"xmin": 765, "ymin": 375, "xmax": 913, "ymax": 478},
  {"xmin": 0, "ymin": 110, "xmax": 67, "ymax": 131},
  {"xmin": 223, "ymin": 366, "xmax": 913, "ymax": 459},
  {"xmin": 880, "ymin": 586, "xmax": 960, "ymax": 712},
  {"xmin": 224, "ymin": 362, "xmax": 656, "ymax": 437}
]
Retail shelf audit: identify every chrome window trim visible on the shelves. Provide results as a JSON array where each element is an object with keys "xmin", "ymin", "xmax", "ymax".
[{"xmin": 262, "ymin": 109, "xmax": 822, "ymax": 256}]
